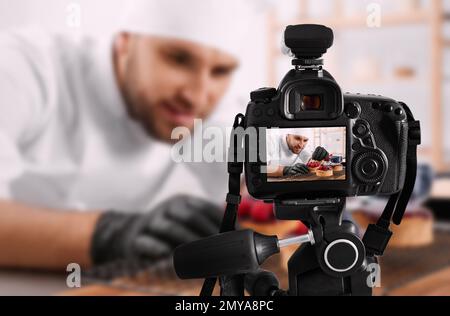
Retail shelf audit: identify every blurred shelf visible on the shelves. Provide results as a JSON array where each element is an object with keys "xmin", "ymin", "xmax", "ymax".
[
  {"xmin": 267, "ymin": 1, "xmax": 449, "ymax": 172},
  {"xmin": 274, "ymin": 10, "xmax": 432, "ymax": 30},
  {"xmin": 341, "ymin": 77, "xmax": 421, "ymax": 87}
]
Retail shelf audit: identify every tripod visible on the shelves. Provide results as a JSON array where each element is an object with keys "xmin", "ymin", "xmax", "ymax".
[
  {"xmin": 241, "ymin": 198, "xmax": 375, "ymax": 296},
  {"xmin": 188, "ymin": 198, "xmax": 375, "ymax": 296}
]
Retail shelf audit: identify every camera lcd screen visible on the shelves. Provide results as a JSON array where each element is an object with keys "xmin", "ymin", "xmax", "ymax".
[{"xmin": 265, "ymin": 127, "xmax": 346, "ymax": 182}]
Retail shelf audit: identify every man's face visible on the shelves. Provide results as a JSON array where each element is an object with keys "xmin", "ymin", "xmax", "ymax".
[
  {"xmin": 114, "ymin": 33, "xmax": 239, "ymax": 142},
  {"xmin": 286, "ymin": 134, "xmax": 309, "ymax": 155}
]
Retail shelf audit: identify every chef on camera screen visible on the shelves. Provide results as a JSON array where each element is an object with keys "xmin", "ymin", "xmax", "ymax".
[{"xmin": 265, "ymin": 127, "xmax": 346, "ymax": 182}]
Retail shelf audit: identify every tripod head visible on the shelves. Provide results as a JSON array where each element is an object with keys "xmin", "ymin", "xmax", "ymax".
[{"xmin": 173, "ymin": 197, "xmax": 368, "ymax": 295}]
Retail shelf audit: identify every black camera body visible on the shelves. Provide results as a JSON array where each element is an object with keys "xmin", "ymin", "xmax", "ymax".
[{"xmin": 245, "ymin": 25, "xmax": 409, "ymax": 201}]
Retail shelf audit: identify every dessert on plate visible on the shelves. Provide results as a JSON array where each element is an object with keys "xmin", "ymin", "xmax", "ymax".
[
  {"xmin": 306, "ymin": 160, "xmax": 321, "ymax": 172},
  {"xmin": 316, "ymin": 165, "xmax": 333, "ymax": 177},
  {"xmin": 332, "ymin": 164, "xmax": 344, "ymax": 172}
]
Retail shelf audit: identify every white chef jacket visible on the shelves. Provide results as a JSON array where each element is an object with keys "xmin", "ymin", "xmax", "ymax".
[
  {"xmin": 266, "ymin": 133, "xmax": 312, "ymax": 168},
  {"xmin": 0, "ymin": 28, "xmax": 228, "ymax": 212}
]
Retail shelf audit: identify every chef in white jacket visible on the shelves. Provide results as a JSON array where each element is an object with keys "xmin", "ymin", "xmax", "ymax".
[
  {"xmin": 266, "ymin": 129, "xmax": 330, "ymax": 178},
  {"xmin": 0, "ymin": 0, "xmax": 257, "ymax": 271}
]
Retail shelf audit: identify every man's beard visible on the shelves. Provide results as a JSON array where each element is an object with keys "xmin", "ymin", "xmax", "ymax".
[{"xmin": 119, "ymin": 84, "xmax": 166, "ymax": 141}]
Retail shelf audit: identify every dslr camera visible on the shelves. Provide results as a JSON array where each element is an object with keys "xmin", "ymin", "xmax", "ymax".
[
  {"xmin": 174, "ymin": 24, "xmax": 421, "ymax": 296},
  {"xmin": 246, "ymin": 24, "xmax": 409, "ymax": 201}
]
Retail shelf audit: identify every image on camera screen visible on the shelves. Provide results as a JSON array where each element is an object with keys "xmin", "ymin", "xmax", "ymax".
[{"xmin": 265, "ymin": 127, "xmax": 346, "ymax": 182}]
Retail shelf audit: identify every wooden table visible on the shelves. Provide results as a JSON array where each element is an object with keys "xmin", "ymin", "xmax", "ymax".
[
  {"xmin": 61, "ymin": 259, "xmax": 450, "ymax": 296},
  {"xmin": 388, "ymin": 267, "xmax": 450, "ymax": 296}
]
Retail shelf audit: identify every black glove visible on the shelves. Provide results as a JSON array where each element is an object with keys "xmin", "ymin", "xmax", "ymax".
[
  {"xmin": 312, "ymin": 146, "xmax": 329, "ymax": 161},
  {"xmin": 90, "ymin": 195, "xmax": 223, "ymax": 266},
  {"xmin": 283, "ymin": 163, "xmax": 309, "ymax": 176}
]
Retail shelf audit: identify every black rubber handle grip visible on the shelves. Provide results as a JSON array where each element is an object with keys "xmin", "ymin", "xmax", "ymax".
[{"xmin": 173, "ymin": 229, "xmax": 279, "ymax": 279}]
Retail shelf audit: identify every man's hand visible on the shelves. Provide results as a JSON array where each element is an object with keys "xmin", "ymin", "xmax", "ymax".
[
  {"xmin": 312, "ymin": 146, "xmax": 329, "ymax": 161},
  {"xmin": 90, "ymin": 195, "xmax": 223, "ymax": 266},
  {"xmin": 283, "ymin": 163, "xmax": 309, "ymax": 176}
]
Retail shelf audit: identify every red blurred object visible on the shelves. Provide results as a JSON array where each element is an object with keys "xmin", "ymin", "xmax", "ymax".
[
  {"xmin": 318, "ymin": 165, "xmax": 332, "ymax": 171},
  {"xmin": 238, "ymin": 197, "xmax": 275, "ymax": 222},
  {"xmin": 307, "ymin": 161, "xmax": 320, "ymax": 168},
  {"xmin": 238, "ymin": 197, "xmax": 252, "ymax": 218},
  {"xmin": 250, "ymin": 201, "xmax": 274, "ymax": 222},
  {"xmin": 292, "ymin": 221, "xmax": 309, "ymax": 235}
]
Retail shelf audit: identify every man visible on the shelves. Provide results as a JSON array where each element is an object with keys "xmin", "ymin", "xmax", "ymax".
[
  {"xmin": 266, "ymin": 130, "xmax": 329, "ymax": 178},
  {"xmin": 0, "ymin": 0, "xmax": 257, "ymax": 271}
]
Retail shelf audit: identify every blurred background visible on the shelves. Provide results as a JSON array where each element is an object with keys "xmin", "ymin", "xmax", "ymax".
[{"xmin": 0, "ymin": 0, "xmax": 449, "ymax": 296}]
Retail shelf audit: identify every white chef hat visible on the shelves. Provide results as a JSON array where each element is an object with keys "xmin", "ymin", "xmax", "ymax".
[
  {"xmin": 282, "ymin": 128, "xmax": 314, "ymax": 140},
  {"xmin": 118, "ymin": 0, "xmax": 268, "ymax": 58}
]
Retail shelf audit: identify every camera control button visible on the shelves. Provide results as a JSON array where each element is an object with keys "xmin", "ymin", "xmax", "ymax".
[
  {"xmin": 344, "ymin": 102, "xmax": 361, "ymax": 119},
  {"xmin": 266, "ymin": 108, "xmax": 275, "ymax": 116},
  {"xmin": 356, "ymin": 125, "xmax": 367, "ymax": 136},
  {"xmin": 250, "ymin": 88, "xmax": 277, "ymax": 102},
  {"xmin": 372, "ymin": 102, "xmax": 382, "ymax": 110},
  {"xmin": 352, "ymin": 122, "xmax": 369, "ymax": 138},
  {"xmin": 361, "ymin": 159, "xmax": 379, "ymax": 177},
  {"xmin": 383, "ymin": 104, "xmax": 394, "ymax": 112},
  {"xmin": 253, "ymin": 108, "xmax": 262, "ymax": 117},
  {"xmin": 395, "ymin": 108, "xmax": 404, "ymax": 116},
  {"xmin": 353, "ymin": 151, "xmax": 386, "ymax": 184},
  {"xmin": 352, "ymin": 141, "xmax": 362, "ymax": 151},
  {"xmin": 362, "ymin": 136, "xmax": 374, "ymax": 147}
]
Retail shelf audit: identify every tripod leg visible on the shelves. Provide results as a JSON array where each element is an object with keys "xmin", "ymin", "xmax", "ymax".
[
  {"xmin": 288, "ymin": 243, "xmax": 342, "ymax": 296},
  {"xmin": 244, "ymin": 270, "xmax": 287, "ymax": 296},
  {"xmin": 287, "ymin": 243, "xmax": 373, "ymax": 296},
  {"xmin": 220, "ymin": 275, "xmax": 245, "ymax": 296},
  {"xmin": 348, "ymin": 256, "xmax": 378, "ymax": 296}
]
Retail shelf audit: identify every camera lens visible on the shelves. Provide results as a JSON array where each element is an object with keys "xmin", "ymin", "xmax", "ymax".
[{"xmin": 301, "ymin": 95, "xmax": 322, "ymax": 111}]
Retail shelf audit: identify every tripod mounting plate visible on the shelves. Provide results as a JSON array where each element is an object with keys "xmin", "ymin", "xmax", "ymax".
[{"xmin": 274, "ymin": 198, "xmax": 344, "ymax": 221}]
